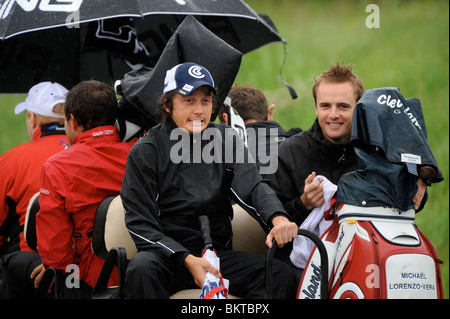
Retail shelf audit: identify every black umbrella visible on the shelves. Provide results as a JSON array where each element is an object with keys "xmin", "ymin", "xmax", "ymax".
[
  {"xmin": 0, "ymin": 0, "xmax": 284, "ymax": 93},
  {"xmin": 116, "ymin": 15, "xmax": 242, "ymax": 130}
]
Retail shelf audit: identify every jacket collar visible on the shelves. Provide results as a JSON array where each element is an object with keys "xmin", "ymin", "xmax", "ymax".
[
  {"xmin": 32, "ymin": 122, "xmax": 66, "ymax": 140},
  {"xmin": 71, "ymin": 125, "xmax": 121, "ymax": 145},
  {"xmin": 309, "ymin": 118, "xmax": 354, "ymax": 164}
]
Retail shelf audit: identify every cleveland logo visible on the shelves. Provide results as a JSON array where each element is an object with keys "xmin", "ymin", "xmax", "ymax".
[
  {"xmin": 188, "ymin": 66, "xmax": 206, "ymax": 79},
  {"xmin": 377, "ymin": 93, "xmax": 422, "ymax": 129},
  {"xmin": 377, "ymin": 94, "xmax": 403, "ymax": 109}
]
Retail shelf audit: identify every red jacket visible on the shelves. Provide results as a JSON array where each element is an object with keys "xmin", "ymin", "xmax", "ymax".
[
  {"xmin": 37, "ymin": 126, "xmax": 133, "ymax": 288},
  {"xmin": 0, "ymin": 125, "xmax": 67, "ymax": 253}
]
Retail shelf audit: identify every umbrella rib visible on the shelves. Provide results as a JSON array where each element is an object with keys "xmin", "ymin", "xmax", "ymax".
[
  {"xmin": 2, "ymin": 13, "xmax": 267, "ymax": 40},
  {"xmin": 2, "ymin": 14, "xmax": 144, "ymax": 40}
]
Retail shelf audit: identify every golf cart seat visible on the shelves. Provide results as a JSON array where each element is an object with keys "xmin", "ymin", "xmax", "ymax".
[
  {"xmin": 24, "ymin": 192, "xmax": 40, "ymax": 251},
  {"xmin": 91, "ymin": 195, "xmax": 267, "ymax": 299}
]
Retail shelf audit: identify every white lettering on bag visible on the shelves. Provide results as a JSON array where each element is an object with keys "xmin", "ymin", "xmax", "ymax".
[
  {"xmin": 377, "ymin": 94, "xmax": 403, "ymax": 109},
  {"xmin": 376, "ymin": 94, "xmax": 421, "ymax": 129}
]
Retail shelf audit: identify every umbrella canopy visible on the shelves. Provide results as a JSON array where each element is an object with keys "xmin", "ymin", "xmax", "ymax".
[
  {"xmin": 117, "ymin": 15, "xmax": 243, "ymax": 130},
  {"xmin": 0, "ymin": 0, "xmax": 284, "ymax": 93}
]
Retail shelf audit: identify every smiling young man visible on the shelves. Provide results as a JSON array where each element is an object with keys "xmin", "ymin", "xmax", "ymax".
[
  {"xmin": 120, "ymin": 62, "xmax": 298, "ymax": 299},
  {"xmin": 314, "ymin": 80, "xmax": 356, "ymax": 144},
  {"xmin": 267, "ymin": 64, "xmax": 364, "ymax": 228},
  {"xmin": 268, "ymin": 64, "xmax": 429, "ymax": 272}
]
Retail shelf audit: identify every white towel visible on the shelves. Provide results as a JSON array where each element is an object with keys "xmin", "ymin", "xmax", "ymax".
[{"xmin": 290, "ymin": 175, "xmax": 337, "ymax": 269}]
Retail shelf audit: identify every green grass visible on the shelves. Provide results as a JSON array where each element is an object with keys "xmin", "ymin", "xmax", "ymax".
[{"xmin": 0, "ymin": 0, "xmax": 448, "ymax": 298}]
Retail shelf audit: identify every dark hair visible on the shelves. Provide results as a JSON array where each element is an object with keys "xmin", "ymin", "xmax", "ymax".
[
  {"xmin": 312, "ymin": 63, "xmax": 364, "ymax": 104},
  {"xmin": 157, "ymin": 91, "xmax": 176, "ymax": 122},
  {"xmin": 225, "ymin": 85, "xmax": 269, "ymax": 122},
  {"xmin": 65, "ymin": 80, "xmax": 117, "ymax": 131}
]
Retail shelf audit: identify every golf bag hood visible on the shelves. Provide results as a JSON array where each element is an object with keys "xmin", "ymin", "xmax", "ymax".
[
  {"xmin": 337, "ymin": 87, "xmax": 444, "ymax": 211},
  {"xmin": 116, "ymin": 16, "xmax": 242, "ymax": 131}
]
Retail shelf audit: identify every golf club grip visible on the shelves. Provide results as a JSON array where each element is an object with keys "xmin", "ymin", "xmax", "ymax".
[{"xmin": 198, "ymin": 215, "xmax": 213, "ymax": 249}]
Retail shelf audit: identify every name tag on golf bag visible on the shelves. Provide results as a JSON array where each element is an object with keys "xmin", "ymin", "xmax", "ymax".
[{"xmin": 298, "ymin": 205, "xmax": 443, "ymax": 299}]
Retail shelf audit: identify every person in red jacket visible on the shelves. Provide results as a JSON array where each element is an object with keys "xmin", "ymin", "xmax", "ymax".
[
  {"xmin": 0, "ymin": 81, "xmax": 68, "ymax": 298},
  {"xmin": 35, "ymin": 80, "xmax": 134, "ymax": 298}
]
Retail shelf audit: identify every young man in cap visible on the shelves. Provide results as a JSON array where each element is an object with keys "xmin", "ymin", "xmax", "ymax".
[
  {"xmin": 121, "ymin": 62, "xmax": 298, "ymax": 298},
  {"xmin": 0, "ymin": 81, "xmax": 69, "ymax": 298},
  {"xmin": 35, "ymin": 80, "xmax": 134, "ymax": 298}
]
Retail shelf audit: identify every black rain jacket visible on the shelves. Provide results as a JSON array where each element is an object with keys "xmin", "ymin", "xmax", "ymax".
[
  {"xmin": 267, "ymin": 119, "xmax": 357, "ymax": 226},
  {"xmin": 121, "ymin": 119, "xmax": 287, "ymax": 265}
]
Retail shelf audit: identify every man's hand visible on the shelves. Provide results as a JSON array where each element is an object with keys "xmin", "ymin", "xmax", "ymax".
[
  {"xmin": 300, "ymin": 172, "xmax": 324, "ymax": 210},
  {"xmin": 30, "ymin": 263, "xmax": 53, "ymax": 292},
  {"xmin": 183, "ymin": 254, "xmax": 221, "ymax": 288},
  {"xmin": 266, "ymin": 216, "xmax": 298, "ymax": 248},
  {"xmin": 413, "ymin": 178, "xmax": 427, "ymax": 210}
]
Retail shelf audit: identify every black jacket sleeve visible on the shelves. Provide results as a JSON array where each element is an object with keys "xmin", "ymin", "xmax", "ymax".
[
  {"xmin": 121, "ymin": 138, "xmax": 190, "ymax": 263},
  {"xmin": 225, "ymin": 127, "xmax": 290, "ymax": 230},
  {"xmin": 266, "ymin": 135, "xmax": 312, "ymax": 226}
]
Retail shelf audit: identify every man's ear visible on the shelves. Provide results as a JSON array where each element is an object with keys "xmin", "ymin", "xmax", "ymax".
[
  {"xmin": 161, "ymin": 96, "xmax": 170, "ymax": 114},
  {"xmin": 27, "ymin": 111, "xmax": 38, "ymax": 130},
  {"xmin": 68, "ymin": 114, "xmax": 82, "ymax": 132},
  {"xmin": 267, "ymin": 104, "xmax": 275, "ymax": 121},
  {"xmin": 26, "ymin": 111, "xmax": 39, "ymax": 140},
  {"xmin": 222, "ymin": 113, "xmax": 229, "ymax": 125}
]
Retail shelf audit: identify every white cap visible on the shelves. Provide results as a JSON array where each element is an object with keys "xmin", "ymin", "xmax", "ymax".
[{"xmin": 14, "ymin": 81, "xmax": 68, "ymax": 118}]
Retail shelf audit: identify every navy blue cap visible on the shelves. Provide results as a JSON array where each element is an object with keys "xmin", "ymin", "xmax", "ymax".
[{"xmin": 163, "ymin": 62, "xmax": 216, "ymax": 96}]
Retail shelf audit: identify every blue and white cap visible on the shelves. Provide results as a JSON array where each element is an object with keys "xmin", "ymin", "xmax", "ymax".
[{"xmin": 163, "ymin": 62, "xmax": 216, "ymax": 96}]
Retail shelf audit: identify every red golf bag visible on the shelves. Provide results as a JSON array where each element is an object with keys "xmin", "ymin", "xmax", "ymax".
[{"xmin": 297, "ymin": 204, "xmax": 444, "ymax": 299}]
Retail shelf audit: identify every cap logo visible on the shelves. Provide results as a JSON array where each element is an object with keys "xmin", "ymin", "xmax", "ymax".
[
  {"xmin": 182, "ymin": 84, "xmax": 194, "ymax": 92},
  {"xmin": 53, "ymin": 95, "xmax": 66, "ymax": 101},
  {"xmin": 188, "ymin": 66, "xmax": 206, "ymax": 79}
]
